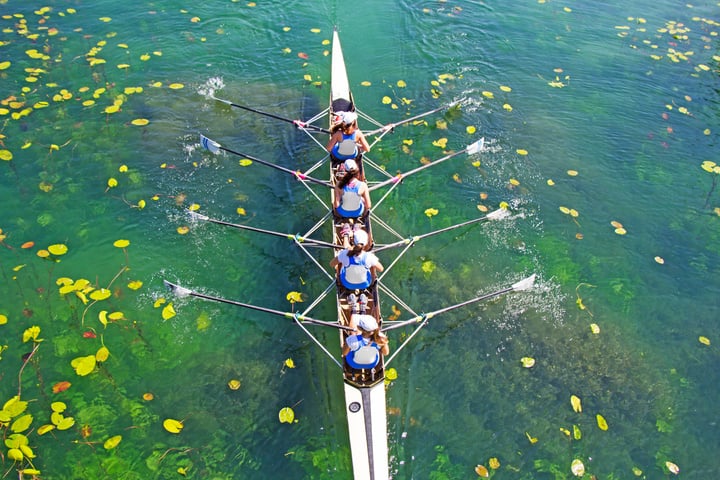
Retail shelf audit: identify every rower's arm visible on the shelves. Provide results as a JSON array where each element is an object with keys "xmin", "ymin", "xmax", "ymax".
[
  {"xmin": 326, "ymin": 131, "xmax": 340, "ymax": 152},
  {"xmin": 357, "ymin": 131, "xmax": 371, "ymax": 153}
]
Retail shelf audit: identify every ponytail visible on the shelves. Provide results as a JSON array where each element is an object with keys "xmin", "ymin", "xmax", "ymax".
[{"xmin": 338, "ymin": 169, "xmax": 357, "ymax": 190}]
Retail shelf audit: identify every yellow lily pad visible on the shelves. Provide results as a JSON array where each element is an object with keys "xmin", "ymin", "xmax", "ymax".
[
  {"xmin": 47, "ymin": 244, "xmax": 68, "ymax": 255},
  {"xmin": 520, "ymin": 357, "xmax": 535, "ymax": 368},
  {"xmin": 56, "ymin": 417, "xmax": 75, "ymax": 430},
  {"xmin": 11, "ymin": 414, "xmax": 33, "ymax": 433},
  {"xmin": 596, "ymin": 413, "xmax": 608, "ymax": 430},
  {"xmin": 570, "ymin": 395, "xmax": 582, "ymax": 413},
  {"xmin": 8, "ymin": 448, "xmax": 23, "ymax": 461},
  {"xmin": 71, "ymin": 355, "xmax": 96, "ymax": 376},
  {"xmin": 37, "ymin": 424, "xmax": 55, "ymax": 435},
  {"xmin": 475, "ymin": 464, "xmax": 489, "ymax": 477},
  {"xmin": 96, "ymin": 346, "xmax": 110, "ymax": 362},
  {"xmin": 162, "ymin": 303, "xmax": 176, "ymax": 320},
  {"xmin": 571, "ymin": 459, "xmax": 585, "ymax": 476},
  {"xmin": 432, "ymin": 138, "xmax": 448, "ymax": 149},
  {"xmin": 163, "ymin": 418, "xmax": 184, "ymax": 433},
  {"xmin": 104, "ymin": 435, "xmax": 122, "ymax": 450},
  {"xmin": 665, "ymin": 461, "xmax": 680, "ymax": 474},
  {"xmin": 89, "ymin": 289, "xmax": 112, "ymax": 301},
  {"xmin": 278, "ymin": 407, "xmax": 295, "ymax": 424}
]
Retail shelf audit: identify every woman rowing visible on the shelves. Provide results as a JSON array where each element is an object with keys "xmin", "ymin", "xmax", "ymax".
[
  {"xmin": 334, "ymin": 158, "xmax": 371, "ymax": 219},
  {"xmin": 327, "ymin": 111, "xmax": 370, "ymax": 163},
  {"xmin": 342, "ymin": 313, "xmax": 389, "ymax": 370},
  {"xmin": 330, "ymin": 229, "xmax": 383, "ymax": 291}
]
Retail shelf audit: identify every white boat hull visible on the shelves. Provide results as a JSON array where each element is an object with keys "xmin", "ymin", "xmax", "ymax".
[{"xmin": 344, "ymin": 381, "xmax": 389, "ymax": 480}]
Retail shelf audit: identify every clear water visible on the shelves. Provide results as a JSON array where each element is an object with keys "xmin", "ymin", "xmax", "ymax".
[{"xmin": 1, "ymin": 0, "xmax": 719, "ymax": 478}]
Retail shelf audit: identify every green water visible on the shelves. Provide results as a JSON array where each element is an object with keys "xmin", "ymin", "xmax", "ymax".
[{"xmin": 1, "ymin": 0, "xmax": 719, "ymax": 478}]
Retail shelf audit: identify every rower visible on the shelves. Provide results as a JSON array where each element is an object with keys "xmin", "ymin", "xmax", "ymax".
[
  {"xmin": 342, "ymin": 312, "xmax": 389, "ymax": 369},
  {"xmin": 334, "ymin": 159, "xmax": 371, "ymax": 219},
  {"xmin": 330, "ymin": 229, "xmax": 383, "ymax": 291},
  {"xmin": 327, "ymin": 111, "xmax": 370, "ymax": 163}
]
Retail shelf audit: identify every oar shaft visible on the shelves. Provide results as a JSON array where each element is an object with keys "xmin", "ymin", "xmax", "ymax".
[
  {"xmin": 383, "ymin": 286, "xmax": 514, "ymax": 332},
  {"xmin": 164, "ymin": 281, "xmax": 353, "ymax": 331},
  {"xmin": 374, "ymin": 213, "xmax": 496, "ymax": 252},
  {"xmin": 196, "ymin": 214, "xmax": 338, "ymax": 248},
  {"xmin": 364, "ymin": 101, "xmax": 460, "ymax": 136},
  {"xmin": 214, "ymin": 96, "xmax": 331, "ymax": 134},
  {"xmin": 219, "ymin": 146, "xmax": 331, "ymax": 188},
  {"xmin": 368, "ymin": 148, "xmax": 466, "ymax": 192}
]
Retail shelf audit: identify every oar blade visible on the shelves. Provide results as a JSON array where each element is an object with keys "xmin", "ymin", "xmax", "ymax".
[
  {"xmin": 486, "ymin": 207, "xmax": 510, "ymax": 221},
  {"xmin": 211, "ymin": 95, "xmax": 232, "ymax": 106},
  {"xmin": 163, "ymin": 280, "xmax": 193, "ymax": 298},
  {"xmin": 466, "ymin": 137, "xmax": 485, "ymax": 155},
  {"xmin": 187, "ymin": 209, "xmax": 209, "ymax": 222},
  {"xmin": 200, "ymin": 134, "xmax": 221, "ymax": 154},
  {"xmin": 511, "ymin": 274, "xmax": 536, "ymax": 292}
]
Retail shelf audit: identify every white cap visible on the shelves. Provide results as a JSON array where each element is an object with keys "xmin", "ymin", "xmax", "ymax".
[
  {"xmin": 344, "ymin": 159, "xmax": 358, "ymax": 171},
  {"xmin": 355, "ymin": 313, "xmax": 378, "ymax": 331},
  {"xmin": 353, "ymin": 229, "xmax": 368, "ymax": 246},
  {"xmin": 342, "ymin": 111, "xmax": 358, "ymax": 125}
]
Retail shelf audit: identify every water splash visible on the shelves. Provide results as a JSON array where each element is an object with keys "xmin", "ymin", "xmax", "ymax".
[{"xmin": 197, "ymin": 76, "xmax": 225, "ymax": 98}]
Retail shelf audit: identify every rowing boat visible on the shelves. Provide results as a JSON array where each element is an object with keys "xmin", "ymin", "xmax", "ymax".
[
  {"xmin": 167, "ymin": 28, "xmax": 536, "ymax": 480},
  {"xmin": 329, "ymin": 30, "xmax": 388, "ymax": 480}
]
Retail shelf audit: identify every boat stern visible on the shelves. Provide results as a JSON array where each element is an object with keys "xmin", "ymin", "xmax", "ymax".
[{"xmin": 344, "ymin": 381, "xmax": 389, "ymax": 480}]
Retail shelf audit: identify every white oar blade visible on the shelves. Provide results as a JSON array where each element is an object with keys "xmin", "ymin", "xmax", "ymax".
[
  {"xmin": 164, "ymin": 280, "xmax": 193, "ymax": 298},
  {"xmin": 187, "ymin": 210, "xmax": 209, "ymax": 222},
  {"xmin": 486, "ymin": 208, "xmax": 510, "ymax": 221},
  {"xmin": 465, "ymin": 137, "xmax": 485, "ymax": 155},
  {"xmin": 512, "ymin": 274, "xmax": 536, "ymax": 292},
  {"xmin": 200, "ymin": 134, "xmax": 221, "ymax": 154},
  {"xmin": 212, "ymin": 95, "xmax": 232, "ymax": 106}
]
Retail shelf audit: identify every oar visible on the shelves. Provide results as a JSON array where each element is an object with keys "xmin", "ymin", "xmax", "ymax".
[
  {"xmin": 200, "ymin": 135, "xmax": 332, "ymax": 188},
  {"xmin": 374, "ymin": 208, "xmax": 509, "ymax": 253},
  {"xmin": 362, "ymin": 100, "xmax": 463, "ymax": 136},
  {"xmin": 368, "ymin": 138, "xmax": 484, "ymax": 192},
  {"xmin": 187, "ymin": 210, "xmax": 339, "ymax": 248},
  {"xmin": 163, "ymin": 280, "xmax": 355, "ymax": 331},
  {"xmin": 211, "ymin": 96, "xmax": 332, "ymax": 134},
  {"xmin": 383, "ymin": 274, "xmax": 537, "ymax": 367},
  {"xmin": 383, "ymin": 274, "xmax": 536, "ymax": 332}
]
